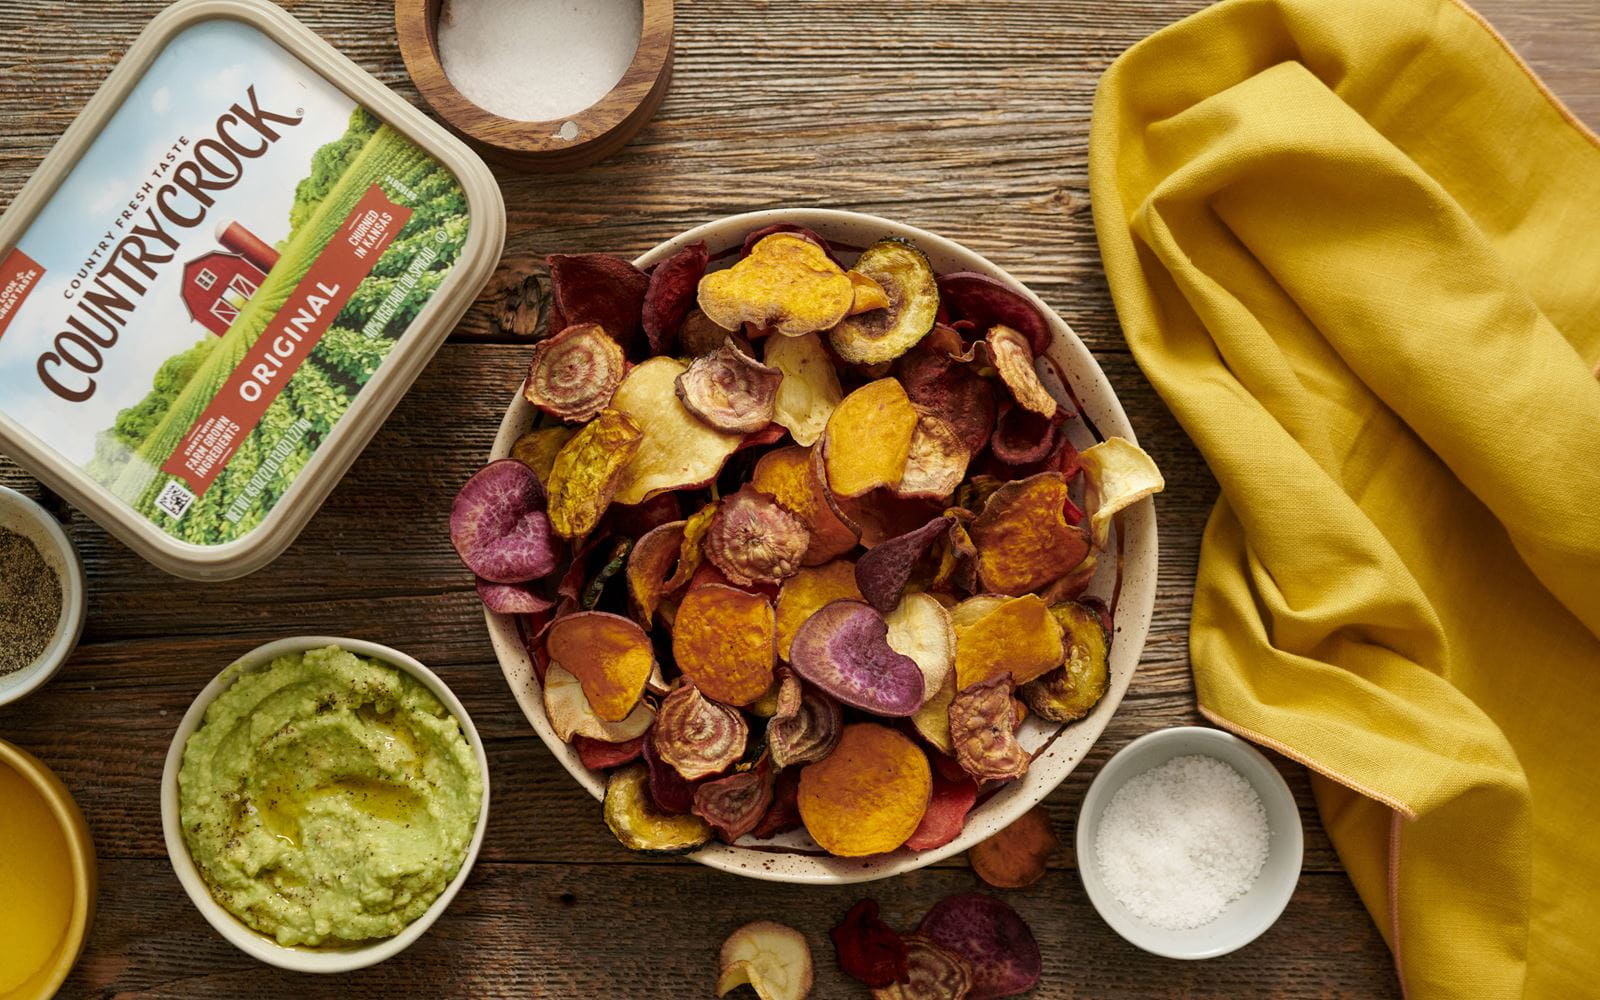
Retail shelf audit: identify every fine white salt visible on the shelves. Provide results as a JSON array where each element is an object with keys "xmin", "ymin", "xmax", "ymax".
[
  {"xmin": 1094, "ymin": 754, "xmax": 1270, "ymax": 930},
  {"xmin": 437, "ymin": 0, "xmax": 643, "ymax": 123}
]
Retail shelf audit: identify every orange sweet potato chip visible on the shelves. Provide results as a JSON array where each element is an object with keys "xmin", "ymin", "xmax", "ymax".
[
  {"xmin": 970, "ymin": 472, "xmax": 1090, "ymax": 596},
  {"xmin": 511, "ymin": 426, "xmax": 575, "ymax": 486},
  {"xmin": 546, "ymin": 408, "xmax": 644, "ymax": 539},
  {"xmin": 698, "ymin": 233, "xmax": 855, "ymax": 337},
  {"xmin": 821, "ymin": 379, "xmax": 919, "ymax": 498},
  {"xmin": 797, "ymin": 723, "xmax": 932, "ymax": 857},
  {"xmin": 953, "ymin": 594, "xmax": 1064, "ymax": 691},
  {"xmin": 775, "ymin": 560, "xmax": 863, "ymax": 660},
  {"xmin": 672, "ymin": 583, "xmax": 777, "ymax": 706},
  {"xmin": 968, "ymin": 804, "xmax": 1058, "ymax": 890},
  {"xmin": 546, "ymin": 611, "xmax": 656, "ymax": 722},
  {"xmin": 626, "ymin": 519, "xmax": 687, "ymax": 624},
  {"xmin": 753, "ymin": 446, "xmax": 858, "ymax": 564},
  {"xmin": 846, "ymin": 269, "xmax": 891, "ymax": 314},
  {"xmin": 609, "ymin": 357, "xmax": 743, "ymax": 505}
]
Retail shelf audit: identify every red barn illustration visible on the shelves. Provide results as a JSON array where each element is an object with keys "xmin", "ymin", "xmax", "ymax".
[{"xmin": 180, "ymin": 221, "xmax": 281, "ymax": 336}]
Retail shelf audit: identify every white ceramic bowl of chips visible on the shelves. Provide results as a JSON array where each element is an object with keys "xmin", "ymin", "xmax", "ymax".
[{"xmin": 485, "ymin": 208, "xmax": 1158, "ymax": 883}]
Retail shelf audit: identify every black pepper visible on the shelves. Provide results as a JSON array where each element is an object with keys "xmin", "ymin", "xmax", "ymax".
[{"xmin": 0, "ymin": 526, "xmax": 62, "ymax": 675}]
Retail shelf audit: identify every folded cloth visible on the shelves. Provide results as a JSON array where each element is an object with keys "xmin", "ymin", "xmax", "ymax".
[{"xmin": 1089, "ymin": 0, "xmax": 1600, "ymax": 995}]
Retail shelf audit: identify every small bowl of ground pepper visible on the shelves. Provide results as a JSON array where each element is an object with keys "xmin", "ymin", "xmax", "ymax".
[{"xmin": 0, "ymin": 486, "xmax": 86, "ymax": 708}]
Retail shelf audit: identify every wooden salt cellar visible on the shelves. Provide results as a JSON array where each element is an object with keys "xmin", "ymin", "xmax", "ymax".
[{"xmin": 395, "ymin": 0, "xmax": 673, "ymax": 172}]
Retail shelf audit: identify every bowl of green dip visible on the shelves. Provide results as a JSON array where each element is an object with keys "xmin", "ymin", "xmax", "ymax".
[{"xmin": 161, "ymin": 637, "xmax": 489, "ymax": 973}]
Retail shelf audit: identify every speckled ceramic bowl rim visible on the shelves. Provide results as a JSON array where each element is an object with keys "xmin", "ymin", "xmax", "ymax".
[
  {"xmin": 159, "ymin": 636, "xmax": 491, "ymax": 974},
  {"xmin": 0, "ymin": 738, "xmax": 96, "ymax": 999},
  {"xmin": 1075, "ymin": 726, "xmax": 1304, "ymax": 959},
  {"xmin": 0, "ymin": 486, "xmax": 86, "ymax": 708},
  {"xmin": 485, "ymin": 208, "xmax": 1160, "ymax": 884}
]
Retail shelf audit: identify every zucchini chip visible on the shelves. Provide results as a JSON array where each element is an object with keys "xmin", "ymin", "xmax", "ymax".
[
  {"xmin": 603, "ymin": 762, "xmax": 713, "ymax": 855},
  {"xmin": 829, "ymin": 239, "xmax": 940, "ymax": 365}
]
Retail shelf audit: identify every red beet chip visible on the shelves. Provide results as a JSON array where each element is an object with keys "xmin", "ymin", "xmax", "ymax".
[
  {"xmin": 902, "ymin": 770, "xmax": 980, "ymax": 852},
  {"xmin": 751, "ymin": 767, "xmax": 803, "ymax": 839},
  {"xmin": 572, "ymin": 734, "xmax": 645, "ymax": 771},
  {"xmin": 476, "ymin": 578, "xmax": 555, "ymax": 615},
  {"xmin": 855, "ymin": 516, "xmax": 949, "ymax": 613},
  {"xmin": 642, "ymin": 727, "xmax": 696, "ymax": 815},
  {"xmin": 917, "ymin": 893, "xmax": 1041, "ymax": 999},
  {"xmin": 692, "ymin": 756, "xmax": 775, "ymax": 842},
  {"xmin": 546, "ymin": 253, "xmax": 648, "ymax": 352},
  {"xmin": 988, "ymin": 401, "xmax": 1065, "ymax": 467},
  {"xmin": 642, "ymin": 240, "xmax": 708, "ymax": 355},
  {"xmin": 830, "ymin": 898, "xmax": 910, "ymax": 988},
  {"xmin": 935, "ymin": 272, "xmax": 1051, "ymax": 355},
  {"xmin": 450, "ymin": 460, "xmax": 559, "ymax": 584},
  {"xmin": 898, "ymin": 348, "xmax": 996, "ymax": 457}
]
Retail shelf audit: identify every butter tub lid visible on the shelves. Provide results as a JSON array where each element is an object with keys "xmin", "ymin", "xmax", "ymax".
[{"xmin": 0, "ymin": 0, "xmax": 504, "ymax": 580}]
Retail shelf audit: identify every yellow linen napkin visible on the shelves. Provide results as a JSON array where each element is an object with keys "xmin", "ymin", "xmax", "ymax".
[{"xmin": 1089, "ymin": 0, "xmax": 1600, "ymax": 996}]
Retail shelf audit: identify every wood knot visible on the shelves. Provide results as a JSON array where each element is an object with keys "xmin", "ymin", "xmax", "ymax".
[{"xmin": 479, "ymin": 254, "xmax": 548, "ymax": 338}]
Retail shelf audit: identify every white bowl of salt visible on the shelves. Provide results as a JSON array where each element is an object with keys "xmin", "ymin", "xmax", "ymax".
[{"xmin": 1076, "ymin": 726, "xmax": 1303, "ymax": 959}]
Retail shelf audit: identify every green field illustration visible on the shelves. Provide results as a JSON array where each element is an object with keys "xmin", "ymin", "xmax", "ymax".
[{"xmin": 83, "ymin": 108, "xmax": 468, "ymax": 545}]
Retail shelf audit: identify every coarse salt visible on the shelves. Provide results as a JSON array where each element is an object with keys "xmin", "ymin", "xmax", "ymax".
[
  {"xmin": 1094, "ymin": 754, "xmax": 1270, "ymax": 930},
  {"xmin": 437, "ymin": 0, "xmax": 643, "ymax": 123}
]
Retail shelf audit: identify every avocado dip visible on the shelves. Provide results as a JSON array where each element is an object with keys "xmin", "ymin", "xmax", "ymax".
[{"xmin": 178, "ymin": 645, "xmax": 482, "ymax": 947}]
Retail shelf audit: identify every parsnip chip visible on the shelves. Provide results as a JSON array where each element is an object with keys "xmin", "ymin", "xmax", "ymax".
[
  {"xmin": 822, "ymin": 379, "xmax": 919, "ymax": 498},
  {"xmin": 912, "ymin": 670, "xmax": 957, "ymax": 755},
  {"xmin": 898, "ymin": 411, "xmax": 969, "ymax": 500},
  {"xmin": 672, "ymin": 583, "xmax": 777, "ymax": 706},
  {"xmin": 970, "ymin": 472, "xmax": 1089, "ymax": 596},
  {"xmin": 985, "ymin": 325, "xmax": 1056, "ymax": 418},
  {"xmin": 717, "ymin": 920, "xmax": 815, "ymax": 1000},
  {"xmin": 1020, "ymin": 600, "xmax": 1111, "ymax": 723},
  {"xmin": 1078, "ymin": 437, "xmax": 1165, "ymax": 549},
  {"xmin": 676, "ymin": 340, "xmax": 783, "ymax": 433},
  {"xmin": 829, "ymin": 239, "xmax": 939, "ymax": 365},
  {"xmin": 775, "ymin": 560, "xmax": 863, "ymax": 660},
  {"xmin": 699, "ymin": 233, "xmax": 854, "ymax": 337},
  {"xmin": 510, "ymin": 426, "xmax": 575, "ymax": 486},
  {"xmin": 523, "ymin": 323, "xmax": 627, "ymax": 423},
  {"xmin": 953, "ymin": 594, "xmax": 1064, "ymax": 691},
  {"xmin": 797, "ymin": 723, "xmax": 932, "ymax": 857},
  {"xmin": 752, "ymin": 446, "xmax": 858, "ymax": 564},
  {"xmin": 543, "ymin": 662, "xmax": 654, "ymax": 742},
  {"xmin": 546, "ymin": 408, "xmax": 644, "ymax": 539},
  {"xmin": 546, "ymin": 611, "xmax": 656, "ymax": 722},
  {"xmin": 883, "ymin": 592, "xmax": 956, "ymax": 702},
  {"xmin": 764, "ymin": 332, "xmax": 843, "ymax": 447},
  {"xmin": 705, "ymin": 485, "xmax": 812, "ymax": 586},
  {"xmin": 609, "ymin": 357, "xmax": 743, "ymax": 504}
]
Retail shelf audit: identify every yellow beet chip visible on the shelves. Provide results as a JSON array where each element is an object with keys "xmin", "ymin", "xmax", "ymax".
[
  {"xmin": 953, "ymin": 594, "xmax": 1065, "ymax": 691},
  {"xmin": 775, "ymin": 560, "xmax": 863, "ymax": 660},
  {"xmin": 797, "ymin": 723, "xmax": 932, "ymax": 857},
  {"xmin": 971, "ymin": 472, "xmax": 1090, "ymax": 596},
  {"xmin": 672, "ymin": 583, "xmax": 777, "ymax": 706},
  {"xmin": 546, "ymin": 408, "xmax": 643, "ymax": 539},
  {"xmin": 822, "ymin": 379, "xmax": 918, "ymax": 498},
  {"xmin": 546, "ymin": 611, "xmax": 657, "ymax": 722},
  {"xmin": 764, "ymin": 332, "xmax": 842, "ymax": 447},
  {"xmin": 510, "ymin": 425, "xmax": 575, "ymax": 486},
  {"xmin": 609, "ymin": 357, "xmax": 743, "ymax": 504},
  {"xmin": 698, "ymin": 233, "xmax": 854, "ymax": 337}
]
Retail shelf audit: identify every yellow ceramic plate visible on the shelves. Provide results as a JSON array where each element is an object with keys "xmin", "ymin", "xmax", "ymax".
[{"xmin": 0, "ymin": 739, "xmax": 95, "ymax": 1000}]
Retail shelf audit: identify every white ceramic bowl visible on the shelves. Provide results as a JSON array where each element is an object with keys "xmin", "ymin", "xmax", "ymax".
[
  {"xmin": 160, "ymin": 636, "xmax": 490, "ymax": 973},
  {"xmin": 485, "ymin": 208, "xmax": 1160, "ymax": 883},
  {"xmin": 0, "ymin": 486, "xmax": 86, "ymax": 708},
  {"xmin": 1076, "ymin": 726, "xmax": 1304, "ymax": 959}
]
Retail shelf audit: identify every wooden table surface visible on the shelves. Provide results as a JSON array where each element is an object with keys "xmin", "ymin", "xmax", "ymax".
[{"xmin": 2, "ymin": 1, "xmax": 1594, "ymax": 997}]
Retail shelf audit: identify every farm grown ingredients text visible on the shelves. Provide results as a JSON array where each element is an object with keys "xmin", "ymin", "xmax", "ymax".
[{"xmin": 36, "ymin": 85, "xmax": 303, "ymax": 403}]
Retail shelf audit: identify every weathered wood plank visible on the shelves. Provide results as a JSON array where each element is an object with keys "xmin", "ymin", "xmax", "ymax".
[{"xmin": 61, "ymin": 860, "xmax": 1399, "ymax": 999}]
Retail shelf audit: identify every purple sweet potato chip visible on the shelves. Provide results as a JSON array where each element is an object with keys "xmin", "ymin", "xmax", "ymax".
[
  {"xmin": 451, "ymin": 460, "xmax": 559, "ymax": 584},
  {"xmin": 642, "ymin": 241, "xmax": 709, "ymax": 355},
  {"xmin": 476, "ymin": 578, "xmax": 556, "ymax": 614},
  {"xmin": 855, "ymin": 516, "xmax": 949, "ymax": 613},
  {"xmin": 936, "ymin": 272, "xmax": 1051, "ymax": 355},
  {"xmin": 546, "ymin": 253, "xmax": 649, "ymax": 352},
  {"xmin": 917, "ymin": 892, "xmax": 1042, "ymax": 999},
  {"xmin": 788, "ymin": 600, "xmax": 926, "ymax": 717}
]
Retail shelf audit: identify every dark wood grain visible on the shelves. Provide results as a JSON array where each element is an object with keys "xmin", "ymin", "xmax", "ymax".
[{"xmin": 2, "ymin": 0, "xmax": 1594, "ymax": 996}]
